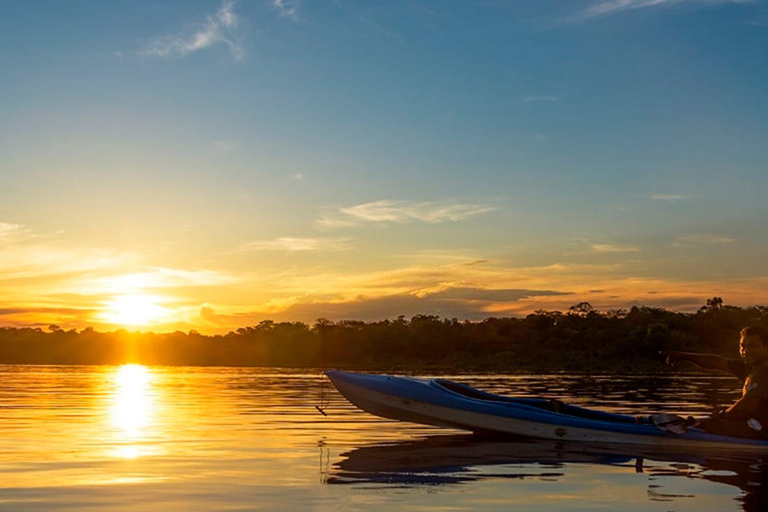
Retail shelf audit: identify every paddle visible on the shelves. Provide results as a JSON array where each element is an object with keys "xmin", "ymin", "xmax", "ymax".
[
  {"xmin": 649, "ymin": 351, "xmax": 699, "ymax": 434},
  {"xmin": 648, "ymin": 413, "xmax": 697, "ymax": 435}
]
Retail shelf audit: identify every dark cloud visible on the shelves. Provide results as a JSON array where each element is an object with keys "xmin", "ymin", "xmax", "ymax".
[
  {"xmin": 199, "ymin": 304, "xmax": 268, "ymax": 328},
  {"xmin": 280, "ymin": 295, "xmax": 484, "ymax": 321},
  {"xmin": 463, "ymin": 260, "xmax": 489, "ymax": 266},
  {"xmin": 202, "ymin": 290, "xmax": 711, "ymax": 329},
  {"xmin": 0, "ymin": 309, "xmax": 26, "ymax": 316},
  {"xmin": 202, "ymin": 287, "xmax": 573, "ymax": 325},
  {"xmin": 421, "ymin": 287, "xmax": 570, "ymax": 302},
  {"xmin": 0, "ymin": 307, "xmax": 88, "ymax": 316},
  {"xmin": 626, "ymin": 297, "xmax": 707, "ymax": 312}
]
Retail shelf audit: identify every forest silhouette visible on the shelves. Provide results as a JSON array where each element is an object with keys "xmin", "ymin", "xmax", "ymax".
[{"xmin": 1, "ymin": 298, "xmax": 766, "ymax": 370}]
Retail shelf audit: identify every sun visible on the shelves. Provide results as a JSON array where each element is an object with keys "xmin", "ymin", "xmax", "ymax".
[{"xmin": 105, "ymin": 294, "xmax": 166, "ymax": 326}]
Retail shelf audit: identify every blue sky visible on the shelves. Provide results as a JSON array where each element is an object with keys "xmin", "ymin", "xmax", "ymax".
[{"xmin": 1, "ymin": 0, "xmax": 767, "ymax": 332}]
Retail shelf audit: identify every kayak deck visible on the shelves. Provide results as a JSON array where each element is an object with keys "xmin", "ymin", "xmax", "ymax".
[{"xmin": 433, "ymin": 378, "xmax": 638, "ymax": 424}]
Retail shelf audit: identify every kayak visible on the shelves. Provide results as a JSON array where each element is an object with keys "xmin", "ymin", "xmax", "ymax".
[{"xmin": 325, "ymin": 370, "xmax": 768, "ymax": 452}]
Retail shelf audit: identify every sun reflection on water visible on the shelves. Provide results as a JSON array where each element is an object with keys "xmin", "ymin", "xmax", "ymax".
[{"xmin": 110, "ymin": 364, "xmax": 154, "ymax": 458}]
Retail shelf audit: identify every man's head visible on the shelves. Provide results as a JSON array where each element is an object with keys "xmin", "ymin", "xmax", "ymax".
[{"xmin": 739, "ymin": 326, "xmax": 768, "ymax": 366}]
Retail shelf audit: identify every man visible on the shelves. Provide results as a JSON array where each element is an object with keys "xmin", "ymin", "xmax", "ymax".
[{"xmin": 663, "ymin": 326, "xmax": 768, "ymax": 439}]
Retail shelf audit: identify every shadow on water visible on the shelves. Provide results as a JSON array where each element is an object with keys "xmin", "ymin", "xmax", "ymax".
[{"xmin": 328, "ymin": 434, "xmax": 768, "ymax": 512}]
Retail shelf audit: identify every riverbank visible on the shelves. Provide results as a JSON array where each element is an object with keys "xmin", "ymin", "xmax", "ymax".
[{"xmin": 2, "ymin": 303, "xmax": 765, "ymax": 371}]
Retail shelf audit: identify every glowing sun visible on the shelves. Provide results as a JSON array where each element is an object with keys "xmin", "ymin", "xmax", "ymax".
[{"xmin": 105, "ymin": 295, "xmax": 166, "ymax": 326}]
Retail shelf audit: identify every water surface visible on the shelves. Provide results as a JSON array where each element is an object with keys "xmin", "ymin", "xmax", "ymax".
[{"xmin": 1, "ymin": 365, "xmax": 766, "ymax": 511}]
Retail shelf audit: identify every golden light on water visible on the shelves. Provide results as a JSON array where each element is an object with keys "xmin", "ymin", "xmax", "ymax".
[{"xmin": 110, "ymin": 364, "xmax": 154, "ymax": 458}]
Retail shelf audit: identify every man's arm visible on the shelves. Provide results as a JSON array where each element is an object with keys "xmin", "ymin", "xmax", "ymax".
[
  {"xmin": 660, "ymin": 351, "xmax": 731, "ymax": 372},
  {"xmin": 722, "ymin": 393, "xmax": 762, "ymax": 419}
]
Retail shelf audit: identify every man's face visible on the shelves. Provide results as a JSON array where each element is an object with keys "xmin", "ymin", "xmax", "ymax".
[{"xmin": 740, "ymin": 335, "xmax": 768, "ymax": 365}]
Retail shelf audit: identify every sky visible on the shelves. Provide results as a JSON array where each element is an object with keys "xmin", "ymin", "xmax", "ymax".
[{"xmin": 1, "ymin": 0, "xmax": 767, "ymax": 333}]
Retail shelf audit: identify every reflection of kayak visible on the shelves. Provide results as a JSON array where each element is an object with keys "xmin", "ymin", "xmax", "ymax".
[
  {"xmin": 325, "ymin": 371, "xmax": 768, "ymax": 451},
  {"xmin": 329, "ymin": 433, "xmax": 766, "ymax": 493},
  {"xmin": 331, "ymin": 434, "xmax": 633, "ymax": 485}
]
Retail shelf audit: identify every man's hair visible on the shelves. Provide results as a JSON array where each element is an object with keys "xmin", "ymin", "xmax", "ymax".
[{"xmin": 740, "ymin": 326, "xmax": 768, "ymax": 345}]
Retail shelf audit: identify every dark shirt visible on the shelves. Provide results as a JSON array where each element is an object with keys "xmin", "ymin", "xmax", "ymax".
[{"xmin": 725, "ymin": 358, "xmax": 768, "ymax": 422}]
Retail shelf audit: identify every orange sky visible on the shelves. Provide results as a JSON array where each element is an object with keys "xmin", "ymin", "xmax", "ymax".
[{"xmin": 2, "ymin": 222, "xmax": 768, "ymax": 333}]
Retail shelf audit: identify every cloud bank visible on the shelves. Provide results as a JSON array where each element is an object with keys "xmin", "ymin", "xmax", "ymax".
[{"xmin": 198, "ymin": 285, "xmax": 572, "ymax": 326}]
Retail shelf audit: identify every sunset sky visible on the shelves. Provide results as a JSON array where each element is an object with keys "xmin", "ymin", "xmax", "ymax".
[{"xmin": 2, "ymin": 0, "xmax": 768, "ymax": 333}]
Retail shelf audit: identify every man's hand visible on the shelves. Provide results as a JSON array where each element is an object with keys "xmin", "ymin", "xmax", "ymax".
[
  {"xmin": 659, "ymin": 350, "xmax": 685, "ymax": 366},
  {"xmin": 658, "ymin": 351, "xmax": 730, "ymax": 372}
]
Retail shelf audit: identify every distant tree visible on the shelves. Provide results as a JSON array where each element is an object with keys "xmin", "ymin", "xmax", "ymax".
[
  {"xmin": 568, "ymin": 302, "xmax": 595, "ymax": 316},
  {"xmin": 699, "ymin": 296, "xmax": 724, "ymax": 312}
]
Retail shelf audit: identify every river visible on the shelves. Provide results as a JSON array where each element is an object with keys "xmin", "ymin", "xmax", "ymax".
[{"xmin": 1, "ymin": 365, "xmax": 765, "ymax": 511}]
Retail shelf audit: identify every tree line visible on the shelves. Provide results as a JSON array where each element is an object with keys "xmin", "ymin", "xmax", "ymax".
[{"xmin": 1, "ymin": 298, "xmax": 766, "ymax": 371}]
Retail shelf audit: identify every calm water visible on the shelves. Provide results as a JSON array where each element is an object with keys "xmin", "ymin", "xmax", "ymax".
[{"xmin": 1, "ymin": 365, "xmax": 767, "ymax": 512}]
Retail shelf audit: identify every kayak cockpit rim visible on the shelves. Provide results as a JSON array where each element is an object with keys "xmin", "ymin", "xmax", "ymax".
[{"xmin": 430, "ymin": 378, "xmax": 639, "ymax": 424}]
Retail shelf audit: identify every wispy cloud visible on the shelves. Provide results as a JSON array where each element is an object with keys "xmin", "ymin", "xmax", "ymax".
[
  {"xmin": 143, "ymin": 0, "xmax": 244, "ymax": 61},
  {"xmin": 591, "ymin": 243, "xmax": 641, "ymax": 253},
  {"xmin": 566, "ymin": 0, "xmax": 753, "ymax": 24},
  {"xmin": 677, "ymin": 233, "xmax": 736, "ymax": 245},
  {"xmin": 0, "ymin": 222, "xmax": 27, "ymax": 241},
  {"xmin": 651, "ymin": 193, "xmax": 688, "ymax": 201},
  {"xmin": 0, "ymin": 233, "xmax": 137, "ymax": 282},
  {"xmin": 524, "ymin": 96, "xmax": 558, "ymax": 103},
  {"xmin": 316, "ymin": 200, "xmax": 496, "ymax": 229},
  {"xmin": 235, "ymin": 237, "xmax": 352, "ymax": 253},
  {"xmin": 86, "ymin": 268, "xmax": 240, "ymax": 294},
  {"xmin": 272, "ymin": 0, "xmax": 301, "ymax": 19}
]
